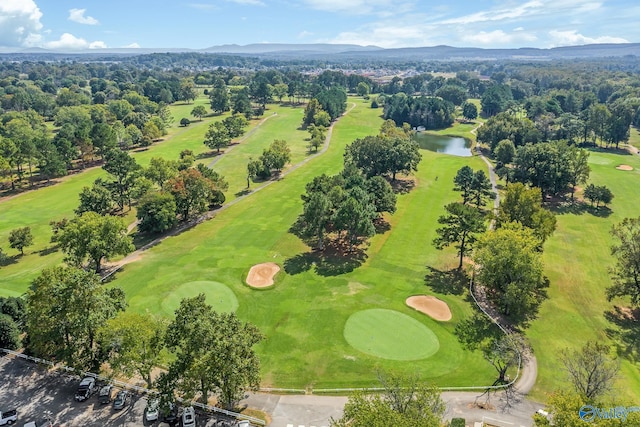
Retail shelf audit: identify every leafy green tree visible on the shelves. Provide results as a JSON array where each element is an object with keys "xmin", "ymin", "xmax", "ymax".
[
  {"xmin": 303, "ymin": 191, "xmax": 332, "ymax": 250},
  {"xmin": 209, "ymin": 80, "xmax": 230, "ymax": 114},
  {"xmin": 57, "ymin": 212, "xmax": 134, "ymax": 272},
  {"xmin": 470, "ymin": 170, "xmax": 494, "ymax": 209},
  {"xmin": 453, "ymin": 166, "xmax": 475, "ymax": 205},
  {"xmin": 496, "ymin": 183, "xmax": 556, "ymax": 245},
  {"xmin": 8, "ymin": 226, "xmax": 34, "ymax": 255},
  {"xmin": 566, "ymin": 146, "xmax": 590, "ymax": 201},
  {"xmin": 584, "ymin": 183, "xmax": 614, "ymax": 208},
  {"xmin": 144, "ymin": 157, "xmax": 179, "ymax": 189},
  {"xmin": 231, "ymin": 87, "xmax": 252, "ymax": 119},
  {"xmin": 462, "ymin": 101, "xmax": 478, "ymax": 121},
  {"xmin": 303, "ymin": 98, "xmax": 322, "ymax": 127},
  {"xmin": 100, "ymin": 311, "xmax": 167, "ymax": 388},
  {"xmin": 137, "ymin": 192, "xmax": 178, "ymax": 234},
  {"xmin": 330, "ymin": 372, "xmax": 445, "ymax": 427},
  {"xmin": 481, "ymin": 84, "xmax": 513, "ymax": 116},
  {"xmin": 246, "ymin": 157, "xmax": 262, "ymax": 188},
  {"xmin": 273, "ymin": 83, "xmax": 289, "ymax": 103},
  {"xmin": 474, "ymin": 223, "xmax": 549, "ymax": 324},
  {"xmin": 249, "ymin": 76, "xmax": 272, "ymax": 108},
  {"xmin": 90, "ymin": 122, "xmax": 117, "ymax": 159},
  {"xmin": 0, "ymin": 314, "xmax": 21, "ymax": 350},
  {"xmin": 607, "ymin": 217, "xmax": 640, "ymax": 305},
  {"xmin": 307, "ymin": 124, "xmax": 327, "ymax": 152},
  {"xmin": 366, "ymin": 175, "xmax": 397, "ymax": 214},
  {"xmin": 204, "ymin": 121, "xmax": 231, "ymax": 153},
  {"xmin": 436, "ymin": 84, "xmax": 468, "ymax": 106},
  {"xmin": 334, "ymin": 187, "xmax": 377, "ymax": 252},
  {"xmin": 345, "ymin": 135, "xmax": 421, "ymax": 180},
  {"xmin": 190, "ymin": 105, "xmax": 208, "ymax": 121},
  {"xmin": 179, "ymin": 118, "xmax": 190, "ymax": 127},
  {"xmin": 163, "ymin": 294, "xmax": 263, "ymax": 409},
  {"xmin": 76, "ymin": 180, "xmax": 114, "ymax": 215},
  {"xmin": 494, "ymin": 139, "xmax": 515, "ymax": 166},
  {"xmin": 560, "ymin": 341, "xmax": 619, "ymax": 401},
  {"xmin": 25, "ymin": 266, "xmax": 126, "ymax": 372},
  {"xmin": 167, "ymin": 169, "xmax": 216, "ymax": 220},
  {"xmin": 222, "ymin": 113, "xmax": 249, "ymax": 139},
  {"xmin": 433, "ymin": 202, "xmax": 486, "ymax": 270},
  {"xmin": 356, "ymin": 82, "xmax": 370, "ymax": 98},
  {"xmin": 179, "ymin": 78, "xmax": 198, "ymax": 104},
  {"xmin": 103, "ymin": 149, "xmax": 141, "ymax": 211},
  {"xmin": 260, "ymin": 139, "xmax": 291, "ymax": 174}
]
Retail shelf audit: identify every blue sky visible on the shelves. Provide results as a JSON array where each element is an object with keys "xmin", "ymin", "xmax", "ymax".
[{"xmin": 1, "ymin": 0, "xmax": 638, "ymax": 50}]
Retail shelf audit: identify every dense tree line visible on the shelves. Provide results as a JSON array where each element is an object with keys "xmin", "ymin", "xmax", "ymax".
[{"xmin": 383, "ymin": 93, "xmax": 455, "ymax": 130}]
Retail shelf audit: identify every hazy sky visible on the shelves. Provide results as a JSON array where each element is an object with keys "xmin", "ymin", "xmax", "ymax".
[{"xmin": 1, "ymin": 0, "xmax": 638, "ymax": 50}]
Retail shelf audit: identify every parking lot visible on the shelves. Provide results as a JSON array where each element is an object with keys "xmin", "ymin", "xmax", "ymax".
[{"xmin": 0, "ymin": 355, "xmax": 244, "ymax": 426}]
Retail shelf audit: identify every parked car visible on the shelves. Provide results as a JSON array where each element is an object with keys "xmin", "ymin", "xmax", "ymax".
[
  {"xmin": 112, "ymin": 390, "xmax": 129, "ymax": 410},
  {"xmin": 236, "ymin": 421, "xmax": 251, "ymax": 427},
  {"xmin": 145, "ymin": 398, "xmax": 159, "ymax": 422},
  {"xmin": 23, "ymin": 423, "xmax": 37, "ymax": 427},
  {"xmin": 182, "ymin": 406, "xmax": 196, "ymax": 427},
  {"xmin": 98, "ymin": 384, "xmax": 114, "ymax": 404},
  {"xmin": 161, "ymin": 403, "xmax": 178, "ymax": 424},
  {"xmin": 0, "ymin": 409, "xmax": 17, "ymax": 426},
  {"xmin": 74, "ymin": 377, "xmax": 97, "ymax": 401}
]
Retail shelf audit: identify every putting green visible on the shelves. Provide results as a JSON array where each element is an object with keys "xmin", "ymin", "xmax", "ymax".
[
  {"xmin": 161, "ymin": 281, "xmax": 239, "ymax": 315},
  {"xmin": 343, "ymin": 309, "xmax": 440, "ymax": 361}
]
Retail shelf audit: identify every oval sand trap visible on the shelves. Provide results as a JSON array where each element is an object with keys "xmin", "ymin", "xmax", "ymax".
[
  {"xmin": 406, "ymin": 295, "xmax": 452, "ymax": 321},
  {"xmin": 616, "ymin": 164, "xmax": 634, "ymax": 171},
  {"xmin": 161, "ymin": 281, "xmax": 238, "ymax": 315},
  {"xmin": 344, "ymin": 309, "xmax": 439, "ymax": 361},
  {"xmin": 246, "ymin": 262, "xmax": 280, "ymax": 288}
]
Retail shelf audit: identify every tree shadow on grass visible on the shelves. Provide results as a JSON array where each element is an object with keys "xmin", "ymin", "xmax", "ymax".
[
  {"xmin": 284, "ymin": 240, "xmax": 368, "ymax": 277},
  {"xmin": 37, "ymin": 245, "xmax": 59, "ymax": 256},
  {"xmin": 424, "ymin": 266, "xmax": 468, "ymax": 295},
  {"xmin": 390, "ymin": 178, "xmax": 416, "ymax": 194},
  {"xmin": 0, "ymin": 253, "xmax": 18, "ymax": 267},
  {"xmin": 548, "ymin": 200, "xmax": 612, "ymax": 218},
  {"xmin": 604, "ymin": 306, "xmax": 640, "ymax": 363}
]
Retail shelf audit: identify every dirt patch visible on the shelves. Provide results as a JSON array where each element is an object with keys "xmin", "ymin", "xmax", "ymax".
[
  {"xmin": 616, "ymin": 164, "xmax": 634, "ymax": 171},
  {"xmin": 406, "ymin": 295, "xmax": 452, "ymax": 321},
  {"xmin": 246, "ymin": 262, "xmax": 280, "ymax": 288}
]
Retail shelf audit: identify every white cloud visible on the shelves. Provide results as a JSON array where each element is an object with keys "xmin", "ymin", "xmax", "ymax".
[
  {"xmin": 441, "ymin": 1, "xmax": 544, "ymax": 25},
  {"xmin": 44, "ymin": 33, "xmax": 106, "ymax": 50},
  {"xmin": 328, "ymin": 24, "xmax": 435, "ymax": 48},
  {"xmin": 298, "ymin": 31, "xmax": 314, "ymax": 39},
  {"xmin": 548, "ymin": 30, "xmax": 628, "ymax": 47},
  {"xmin": 462, "ymin": 29, "xmax": 537, "ymax": 45},
  {"xmin": 68, "ymin": 8, "xmax": 99, "ymax": 25},
  {"xmin": 225, "ymin": 0, "xmax": 265, "ymax": 5},
  {"xmin": 123, "ymin": 42, "xmax": 141, "ymax": 48},
  {"xmin": 0, "ymin": 0, "xmax": 43, "ymax": 47},
  {"xmin": 304, "ymin": 0, "xmax": 405, "ymax": 15}
]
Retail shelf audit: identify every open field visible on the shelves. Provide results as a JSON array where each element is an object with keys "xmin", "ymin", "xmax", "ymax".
[
  {"xmin": 106, "ymin": 99, "xmax": 496, "ymax": 389},
  {"xmin": 0, "ymin": 99, "xmax": 303, "ymax": 293},
  {"xmin": 7, "ymin": 92, "xmax": 639, "ymax": 397},
  {"xmin": 528, "ymin": 149, "xmax": 640, "ymax": 402}
]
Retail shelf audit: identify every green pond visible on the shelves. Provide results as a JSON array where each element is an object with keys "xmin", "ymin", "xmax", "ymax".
[{"xmin": 414, "ymin": 133, "xmax": 472, "ymax": 156}]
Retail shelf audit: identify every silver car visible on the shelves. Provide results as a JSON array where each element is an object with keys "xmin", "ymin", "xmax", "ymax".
[{"xmin": 145, "ymin": 398, "xmax": 160, "ymax": 422}]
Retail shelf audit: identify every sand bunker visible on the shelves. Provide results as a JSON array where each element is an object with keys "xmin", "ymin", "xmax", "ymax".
[
  {"xmin": 246, "ymin": 262, "xmax": 280, "ymax": 288},
  {"xmin": 616, "ymin": 164, "xmax": 633, "ymax": 171},
  {"xmin": 406, "ymin": 295, "xmax": 452, "ymax": 321}
]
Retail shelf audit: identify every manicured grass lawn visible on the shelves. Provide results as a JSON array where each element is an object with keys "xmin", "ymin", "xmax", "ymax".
[
  {"xmin": 344, "ymin": 309, "xmax": 440, "ymax": 361},
  {"xmin": 0, "ymin": 99, "xmax": 305, "ymax": 294},
  {"xmin": 108, "ymin": 101, "xmax": 495, "ymax": 389},
  {"xmin": 528, "ymin": 149, "xmax": 640, "ymax": 402}
]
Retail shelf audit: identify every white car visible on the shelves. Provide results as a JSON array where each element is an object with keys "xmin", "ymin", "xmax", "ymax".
[
  {"xmin": 145, "ymin": 398, "xmax": 159, "ymax": 422},
  {"xmin": 23, "ymin": 423, "xmax": 38, "ymax": 427},
  {"xmin": 182, "ymin": 406, "xmax": 196, "ymax": 427}
]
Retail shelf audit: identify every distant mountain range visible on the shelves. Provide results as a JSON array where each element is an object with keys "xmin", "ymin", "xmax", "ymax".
[{"xmin": 3, "ymin": 42, "xmax": 640, "ymax": 60}]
